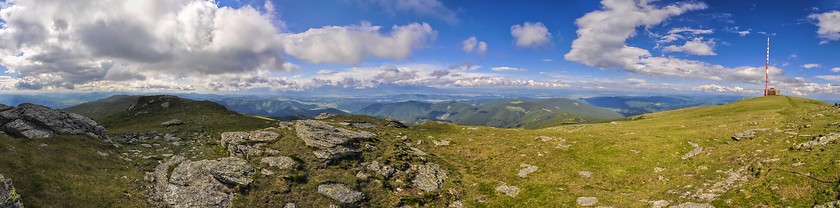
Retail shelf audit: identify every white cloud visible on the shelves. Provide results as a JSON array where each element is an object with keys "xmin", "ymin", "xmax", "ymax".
[
  {"xmin": 280, "ymin": 22, "xmax": 436, "ymax": 64},
  {"xmin": 802, "ymin": 63, "xmax": 821, "ymax": 69},
  {"xmin": 462, "ymin": 36, "xmax": 487, "ymax": 55},
  {"xmin": 361, "ymin": 0, "xmax": 459, "ymax": 24},
  {"xmin": 490, "ymin": 67, "xmax": 527, "ymax": 72},
  {"xmin": 832, "ymin": 67, "xmax": 840, "ymax": 72},
  {"xmin": 693, "ymin": 84, "xmax": 756, "ymax": 94},
  {"xmin": 809, "ymin": 11, "xmax": 840, "ymax": 43},
  {"xmin": 316, "ymin": 70, "xmax": 338, "ymax": 75},
  {"xmin": 542, "ymin": 59, "xmax": 554, "ymax": 62},
  {"xmin": 662, "ymin": 37, "xmax": 717, "ymax": 55},
  {"xmin": 510, "ymin": 22, "xmax": 552, "ymax": 48},
  {"xmin": 816, "ymin": 75, "xmax": 840, "ymax": 82},
  {"xmin": 736, "ymin": 30, "xmax": 750, "ymax": 36},
  {"xmin": 0, "ymin": 0, "xmax": 286, "ymax": 90}
]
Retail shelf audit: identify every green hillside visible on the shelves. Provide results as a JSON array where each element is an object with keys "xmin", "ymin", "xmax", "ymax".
[
  {"xmin": 354, "ymin": 98, "xmax": 624, "ymax": 129},
  {"xmin": 406, "ymin": 96, "xmax": 840, "ymax": 207},
  {"xmin": 63, "ymin": 95, "xmax": 140, "ymax": 120}
]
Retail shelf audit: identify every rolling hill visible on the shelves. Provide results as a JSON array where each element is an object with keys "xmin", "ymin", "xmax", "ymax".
[
  {"xmin": 354, "ymin": 98, "xmax": 624, "ymax": 128},
  {"xmin": 215, "ymin": 97, "xmax": 346, "ymax": 120},
  {"xmin": 582, "ymin": 95, "xmax": 744, "ymax": 116},
  {"xmin": 63, "ymin": 95, "xmax": 140, "ymax": 120}
]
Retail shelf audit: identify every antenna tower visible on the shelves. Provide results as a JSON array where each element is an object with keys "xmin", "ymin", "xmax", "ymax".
[{"xmin": 765, "ymin": 36, "xmax": 770, "ymax": 96}]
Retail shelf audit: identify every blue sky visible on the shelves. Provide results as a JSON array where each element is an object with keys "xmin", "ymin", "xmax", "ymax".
[{"xmin": 0, "ymin": 0, "xmax": 839, "ymax": 99}]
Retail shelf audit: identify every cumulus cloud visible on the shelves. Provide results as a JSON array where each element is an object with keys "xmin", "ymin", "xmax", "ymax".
[
  {"xmin": 316, "ymin": 70, "xmax": 338, "ymax": 75},
  {"xmin": 662, "ymin": 37, "xmax": 717, "ymax": 55},
  {"xmin": 802, "ymin": 63, "xmax": 821, "ymax": 69},
  {"xmin": 832, "ymin": 67, "xmax": 840, "ymax": 72},
  {"xmin": 490, "ymin": 67, "xmax": 527, "ymax": 72},
  {"xmin": 693, "ymin": 84, "xmax": 756, "ymax": 94},
  {"xmin": 510, "ymin": 22, "xmax": 552, "ymax": 48},
  {"xmin": 462, "ymin": 36, "xmax": 488, "ymax": 55},
  {"xmin": 0, "ymin": 0, "xmax": 285, "ymax": 90},
  {"xmin": 360, "ymin": 0, "xmax": 459, "ymax": 24},
  {"xmin": 280, "ymin": 22, "xmax": 436, "ymax": 64},
  {"xmin": 809, "ymin": 11, "xmax": 840, "ymax": 44}
]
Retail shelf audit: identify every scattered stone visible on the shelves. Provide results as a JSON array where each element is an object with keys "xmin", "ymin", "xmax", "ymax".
[
  {"xmin": 654, "ymin": 167, "xmax": 665, "ymax": 173},
  {"xmin": 0, "ymin": 173, "xmax": 24, "ymax": 208},
  {"xmin": 284, "ymin": 203, "xmax": 297, "ymax": 208},
  {"xmin": 517, "ymin": 164, "xmax": 538, "ymax": 178},
  {"xmin": 495, "ymin": 183, "xmax": 520, "ymax": 197},
  {"xmin": 815, "ymin": 200, "xmax": 840, "ymax": 208},
  {"xmin": 668, "ymin": 202, "xmax": 714, "ymax": 208},
  {"xmin": 148, "ymin": 156, "xmax": 255, "ymax": 208},
  {"xmin": 350, "ymin": 122, "xmax": 377, "ymax": 129},
  {"xmin": 314, "ymin": 113, "xmax": 334, "ymax": 120},
  {"xmin": 0, "ymin": 103, "xmax": 106, "ymax": 139},
  {"xmin": 294, "ymin": 120, "xmax": 374, "ymax": 160},
  {"xmin": 317, "ymin": 183, "xmax": 364, "ymax": 204},
  {"xmin": 220, "ymin": 130, "xmax": 280, "ymax": 158},
  {"xmin": 578, "ymin": 171, "xmax": 593, "ymax": 178},
  {"xmin": 408, "ymin": 147, "xmax": 427, "ymax": 156},
  {"xmin": 97, "ymin": 151, "xmax": 109, "ymax": 157},
  {"xmin": 433, "ymin": 140, "xmax": 451, "ymax": 146},
  {"xmin": 411, "ymin": 163, "xmax": 449, "ymax": 192},
  {"xmin": 576, "ymin": 197, "xmax": 598, "ymax": 206},
  {"xmin": 366, "ymin": 161, "xmax": 397, "ymax": 178},
  {"xmin": 355, "ymin": 171, "xmax": 371, "ymax": 180},
  {"xmin": 261, "ymin": 156, "xmax": 297, "ymax": 170},
  {"xmin": 731, "ymin": 128, "xmax": 769, "ymax": 141},
  {"xmin": 630, "ymin": 149, "xmax": 641, "ymax": 154},
  {"xmin": 161, "ymin": 119, "xmax": 184, "ymax": 127},
  {"xmin": 681, "ymin": 142, "xmax": 703, "ymax": 160},
  {"xmin": 793, "ymin": 133, "xmax": 839, "ymax": 150},
  {"xmin": 449, "ymin": 201, "xmax": 464, "ymax": 208},
  {"xmin": 160, "ymin": 102, "xmax": 170, "ymax": 108},
  {"xmin": 691, "ymin": 166, "xmax": 749, "ymax": 201},
  {"xmin": 536, "ymin": 136, "xmax": 553, "ymax": 142}
]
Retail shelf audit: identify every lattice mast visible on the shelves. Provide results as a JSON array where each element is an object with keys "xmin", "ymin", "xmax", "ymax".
[{"xmin": 765, "ymin": 36, "xmax": 770, "ymax": 96}]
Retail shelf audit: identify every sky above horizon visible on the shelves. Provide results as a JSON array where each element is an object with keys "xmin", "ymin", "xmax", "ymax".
[{"xmin": 0, "ymin": 0, "xmax": 839, "ymax": 99}]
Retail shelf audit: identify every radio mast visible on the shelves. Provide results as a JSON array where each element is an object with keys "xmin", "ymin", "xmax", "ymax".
[{"xmin": 765, "ymin": 36, "xmax": 769, "ymax": 96}]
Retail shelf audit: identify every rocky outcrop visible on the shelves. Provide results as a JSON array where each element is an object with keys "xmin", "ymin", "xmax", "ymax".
[
  {"xmin": 317, "ymin": 183, "xmax": 364, "ymax": 204},
  {"xmin": 793, "ymin": 133, "xmax": 839, "ymax": 150},
  {"xmin": 161, "ymin": 119, "xmax": 184, "ymax": 127},
  {"xmin": 495, "ymin": 183, "xmax": 520, "ymax": 197},
  {"xmin": 261, "ymin": 156, "xmax": 297, "ymax": 170},
  {"xmin": 0, "ymin": 173, "xmax": 24, "ymax": 208},
  {"xmin": 0, "ymin": 103, "xmax": 105, "ymax": 139},
  {"xmin": 411, "ymin": 163, "xmax": 449, "ymax": 192},
  {"xmin": 669, "ymin": 202, "xmax": 714, "ymax": 208},
  {"xmin": 731, "ymin": 128, "xmax": 769, "ymax": 141},
  {"xmin": 681, "ymin": 142, "xmax": 703, "ymax": 160},
  {"xmin": 576, "ymin": 197, "xmax": 598, "ymax": 206},
  {"xmin": 517, "ymin": 164, "xmax": 538, "ymax": 178},
  {"xmin": 294, "ymin": 120, "xmax": 375, "ymax": 160},
  {"xmin": 366, "ymin": 161, "xmax": 397, "ymax": 178},
  {"xmin": 147, "ymin": 156, "xmax": 255, "ymax": 208},
  {"xmin": 220, "ymin": 130, "xmax": 280, "ymax": 158}
]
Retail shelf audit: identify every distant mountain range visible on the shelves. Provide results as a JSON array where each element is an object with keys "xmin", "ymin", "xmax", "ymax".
[{"xmin": 581, "ymin": 95, "xmax": 744, "ymax": 116}]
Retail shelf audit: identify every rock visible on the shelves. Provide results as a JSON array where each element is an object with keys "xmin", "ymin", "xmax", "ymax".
[
  {"xmin": 366, "ymin": 161, "xmax": 397, "ymax": 178},
  {"xmin": 495, "ymin": 183, "xmax": 520, "ymax": 197},
  {"xmin": 284, "ymin": 203, "xmax": 297, "ymax": 208},
  {"xmin": 411, "ymin": 163, "xmax": 449, "ymax": 192},
  {"xmin": 351, "ymin": 122, "xmax": 377, "ymax": 129},
  {"xmin": 576, "ymin": 197, "xmax": 598, "ymax": 206},
  {"xmin": 681, "ymin": 142, "xmax": 702, "ymax": 160},
  {"xmin": 433, "ymin": 140, "xmax": 451, "ymax": 146},
  {"xmin": 794, "ymin": 133, "xmax": 839, "ymax": 150},
  {"xmin": 668, "ymin": 202, "xmax": 714, "ymax": 208},
  {"xmin": 0, "ymin": 104, "xmax": 12, "ymax": 112},
  {"xmin": 0, "ymin": 173, "xmax": 24, "ymax": 208},
  {"xmin": 536, "ymin": 136, "xmax": 553, "ymax": 142},
  {"xmin": 449, "ymin": 201, "xmax": 464, "ymax": 208},
  {"xmin": 654, "ymin": 167, "xmax": 665, "ymax": 173},
  {"xmin": 815, "ymin": 200, "xmax": 840, "ymax": 208},
  {"xmin": 314, "ymin": 113, "xmax": 334, "ymax": 120},
  {"xmin": 578, "ymin": 171, "xmax": 593, "ymax": 178},
  {"xmin": 260, "ymin": 156, "xmax": 297, "ymax": 170},
  {"xmin": 220, "ymin": 130, "xmax": 280, "ymax": 158},
  {"xmin": 0, "ymin": 103, "xmax": 105, "ymax": 139},
  {"xmin": 294, "ymin": 120, "xmax": 374, "ymax": 160},
  {"xmin": 731, "ymin": 128, "xmax": 769, "ymax": 141},
  {"xmin": 517, "ymin": 164, "xmax": 538, "ymax": 178},
  {"xmin": 355, "ymin": 171, "xmax": 371, "ymax": 180},
  {"xmin": 161, "ymin": 119, "xmax": 184, "ymax": 127},
  {"xmin": 650, "ymin": 200, "xmax": 670, "ymax": 208},
  {"xmin": 3, "ymin": 119, "xmax": 53, "ymax": 139},
  {"xmin": 317, "ymin": 183, "xmax": 364, "ymax": 204},
  {"xmin": 148, "ymin": 156, "xmax": 255, "ymax": 207},
  {"xmin": 160, "ymin": 102, "xmax": 170, "ymax": 108}
]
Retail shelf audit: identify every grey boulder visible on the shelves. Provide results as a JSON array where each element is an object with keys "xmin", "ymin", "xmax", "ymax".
[
  {"xmin": 0, "ymin": 103, "xmax": 105, "ymax": 139},
  {"xmin": 317, "ymin": 183, "xmax": 364, "ymax": 204},
  {"xmin": 294, "ymin": 120, "xmax": 375, "ymax": 160}
]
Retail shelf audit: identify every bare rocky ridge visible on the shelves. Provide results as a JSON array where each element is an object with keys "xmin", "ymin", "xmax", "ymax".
[
  {"xmin": 0, "ymin": 103, "xmax": 105, "ymax": 139},
  {"xmin": 0, "ymin": 173, "xmax": 24, "ymax": 208}
]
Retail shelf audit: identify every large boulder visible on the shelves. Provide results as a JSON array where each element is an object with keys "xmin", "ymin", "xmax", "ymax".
[
  {"xmin": 148, "ymin": 156, "xmax": 255, "ymax": 208},
  {"xmin": 0, "ymin": 173, "xmax": 24, "ymax": 208},
  {"xmin": 294, "ymin": 120, "xmax": 375, "ymax": 160},
  {"xmin": 411, "ymin": 163, "xmax": 449, "ymax": 192},
  {"xmin": 0, "ymin": 103, "xmax": 105, "ymax": 139},
  {"xmin": 317, "ymin": 183, "xmax": 364, "ymax": 204},
  {"xmin": 794, "ymin": 133, "xmax": 839, "ymax": 150}
]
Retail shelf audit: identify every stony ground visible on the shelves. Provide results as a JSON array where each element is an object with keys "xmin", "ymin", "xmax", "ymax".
[{"xmin": 1, "ymin": 95, "xmax": 840, "ymax": 207}]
